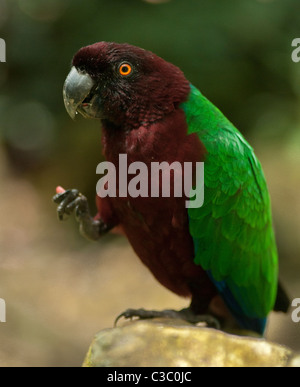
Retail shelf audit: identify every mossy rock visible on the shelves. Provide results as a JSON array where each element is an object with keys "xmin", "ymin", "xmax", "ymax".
[{"xmin": 83, "ymin": 318, "xmax": 299, "ymax": 367}]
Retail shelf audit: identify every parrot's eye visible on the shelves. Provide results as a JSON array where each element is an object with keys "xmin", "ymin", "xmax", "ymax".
[{"xmin": 119, "ymin": 63, "xmax": 133, "ymax": 77}]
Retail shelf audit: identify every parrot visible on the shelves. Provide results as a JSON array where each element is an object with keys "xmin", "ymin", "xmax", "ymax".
[{"xmin": 53, "ymin": 42, "xmax": 289, "ymax": 335}]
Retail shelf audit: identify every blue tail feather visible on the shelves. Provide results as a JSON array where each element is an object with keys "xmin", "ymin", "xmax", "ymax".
[{"xmin": 207, "ymin": 271, "xmax": 267, "ymax": 335}]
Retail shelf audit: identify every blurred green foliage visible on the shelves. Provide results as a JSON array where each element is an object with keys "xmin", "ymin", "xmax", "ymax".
[{"xmin": 1, "ymin": 0, "xmax": 300, "ymax": 165}]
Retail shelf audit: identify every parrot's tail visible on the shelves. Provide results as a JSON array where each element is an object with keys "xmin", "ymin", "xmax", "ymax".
[{"xmin": 274, "ymin": 281, "xmax": 290, "ymax": 313}]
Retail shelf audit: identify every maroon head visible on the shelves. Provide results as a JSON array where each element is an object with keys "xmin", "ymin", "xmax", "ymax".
[{"xmin": 63, "ymin": 42, "xmax": 190, "ymax": 128}]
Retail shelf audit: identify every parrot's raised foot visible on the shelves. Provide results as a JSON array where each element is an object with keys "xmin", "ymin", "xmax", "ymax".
[
  {"xmin": 53, "ymin": 188, "xmax": 110, "ymax": 241},
  {"xmin": 53, "ymin": 188, "xmax": 87, "ymax": 221},
  {"xmin": 115, "ymin": 308, "xmax": 221, "ymax": 329}
]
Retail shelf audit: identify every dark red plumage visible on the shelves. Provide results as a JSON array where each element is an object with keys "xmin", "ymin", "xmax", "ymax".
[
  {"xmin": 73, "ymin": 42, "xmax": 217, "ymax": 313},
  {"xmin": 72, "ymin": 42, "xmax": 190, "ymax": 128},
  {"xmin": 97, "ymin": 108, "xmax": 217, "ymax": 311}
]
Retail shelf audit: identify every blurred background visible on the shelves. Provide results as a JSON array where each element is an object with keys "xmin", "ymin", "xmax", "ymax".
[{"xmin": 0, "ymin": 0, "xmax": 299, "ymax": 367}]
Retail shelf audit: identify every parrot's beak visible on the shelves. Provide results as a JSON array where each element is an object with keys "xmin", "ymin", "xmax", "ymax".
[{"xmin": 63, "ymin": 66, "xmax": 102, "ymax": 120}]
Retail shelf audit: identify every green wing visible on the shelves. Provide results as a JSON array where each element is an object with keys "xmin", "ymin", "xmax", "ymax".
[{"xmin": 181, "ymin": 85, "xmax": 278, "ymax": 318}]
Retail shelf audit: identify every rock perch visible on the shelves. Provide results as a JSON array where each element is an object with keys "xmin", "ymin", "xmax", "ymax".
[{"xmin": 83, "ymin": 318, "xmax": 299, "ymax": 367}]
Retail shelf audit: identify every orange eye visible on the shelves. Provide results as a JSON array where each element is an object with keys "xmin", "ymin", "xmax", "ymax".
[{"xmin": 119, "ymin": 63, "xmax": 133, "ymax": 76}]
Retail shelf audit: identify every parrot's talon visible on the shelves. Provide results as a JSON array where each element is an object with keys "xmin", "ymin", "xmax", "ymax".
[
  {"xmin": 114, "ymin": 310, "xmax": 134, "ymax": 326},
  {"xmin": 114, "ymin": 308, "xmax": 221, "ymax": 329},
  {"xmin": 53, "ymin": 189, "xmax": 87, "ymax": 222},
  {"xmin": 53, "ymin": 187, "xmax": 110, "ymax": 241},
  {"xmin": 53, "ymin": 189, "xmax": 78, "ymax": 204}
]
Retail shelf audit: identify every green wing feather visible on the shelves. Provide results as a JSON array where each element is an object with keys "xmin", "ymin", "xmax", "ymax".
[{"xmin": 181, "ymin": 85, "xmax": 278, "ymax": 318}]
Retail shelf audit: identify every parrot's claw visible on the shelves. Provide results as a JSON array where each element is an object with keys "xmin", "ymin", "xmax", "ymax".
[
  {"xmin": 53, "ymin": 189, "xmax": 87, "ymax": 221},
  {"xmin": 53, "ymin": 187, "xmax": 110, "ymax": 241},
  {"xmin": 115, "ymin": 308, "xmax": 221, "ymax": 329}
]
